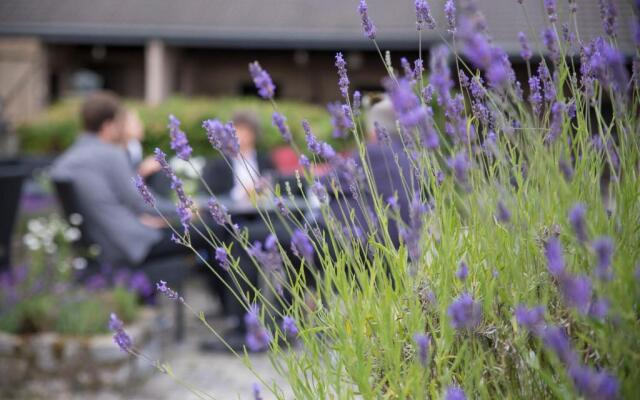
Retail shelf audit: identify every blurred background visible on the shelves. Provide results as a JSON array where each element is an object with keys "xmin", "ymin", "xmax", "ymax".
[{"xmin": 0, "ymin": 1, "xmax": 636, "ymax": 398}]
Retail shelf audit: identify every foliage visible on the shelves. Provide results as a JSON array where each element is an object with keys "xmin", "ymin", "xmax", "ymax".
[
  {"xmin": 116, "ymin": 1, "xmax": 639, "ymax": 399},
  {"xmin": 16, "ymin": 96, "xmax": 335, "ymax": 155},
  {"xmin": 0, "ymin": 214, "xmax": 142, "ymax": 335}
]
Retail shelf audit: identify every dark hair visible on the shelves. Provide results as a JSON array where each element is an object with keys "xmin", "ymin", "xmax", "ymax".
[
  {"xmin": 232, "ymin": 111, "xmax": 261, "ymax": 138},
  {"xmin": 80, "ymin": 91, "xmax": 121, "ymax": 133}
]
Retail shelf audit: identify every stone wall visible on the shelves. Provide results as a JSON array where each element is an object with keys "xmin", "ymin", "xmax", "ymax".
[{"xmin": 0, "ymin": 308, "xmax": 167, "ymax": 398}]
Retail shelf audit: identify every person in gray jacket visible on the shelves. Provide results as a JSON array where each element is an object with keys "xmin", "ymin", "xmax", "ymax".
[{"xmin": 50, "ymin": 91, "xmax": 201, "ymax": 266}]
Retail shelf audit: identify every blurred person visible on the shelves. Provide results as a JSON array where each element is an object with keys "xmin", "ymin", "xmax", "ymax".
[
  {"xmin": 50, "ymin": 91, "xmax": 217, "ymax": 267},
  {"xmin": 118, "ymin": 108, "xmax": 163, "ymax": 179},
  {"xmin": 201, "ymin": 111, "xmax": 274, "ymax": 201}
]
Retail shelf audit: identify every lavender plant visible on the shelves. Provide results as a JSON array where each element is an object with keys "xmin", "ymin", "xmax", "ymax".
[{"xmin": 116, "ymin": 1, "xmax": 640, "ymax": 398}]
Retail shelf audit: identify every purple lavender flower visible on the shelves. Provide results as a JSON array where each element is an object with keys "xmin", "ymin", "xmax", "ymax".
[
  {"xmin": 456, "ymin": 261, "xmax": 469, "ymax": 281},
  {"xmin": 252, "ymin": 383, "xmax": 264, "ymax": 400},
  {"xmin": 599, "ymin": 0, "xmax": 618, "ymax": 38},
  {"xmin": 559, "ymin": 274, "xmax": 592, "ymax": 314},
  {"xmin": 249, "ymin": 61, "xmax": 275, "ymax": 99},
  {"xmin": 445, "ymin": 385, "xmax": 467, "ymax": 400},
  {"xmin": 547, "ymin": 102, "xmax": 564, "ymax": 143},
  {"xmin": 569, "ymin": 364, "xmax": 619, "ymax": 400},
  {"xmin": 541, "ymin": 27, "xmax": 559, "ymax": 63},
  {"xmin": 281, "ymin": 316, "xmax": 299, "ymax": 338},
  {"xmin": 568, "ymin": 0, "xmax": 577, "ymax": 14},
  {"xmin": 588, "ymin": 298, "xmax": 609, "ymax": 320},
  {"xmin": 444, "ymin": 0, "xmax": 456, "ymax": 33},
  {"xmin": 303, "ymin": 120, "xmax": 336, "ymax": 160},
  {"xmin": 353, "ymin": 90, "xmax": 362, "ymax": 116},
  {"xmin": 291, "ymin": 229, "xmax": 314, "ymax": 263},
  {"xmin": 156, "ymin": 280, "xmax": 180, "ymax": 300},
  {"xmin": 357, "ymin": 0, "xmax": 376, "ymax": 39},
  {"xmin": 311, "ymin": 181, "xmax": 328, "ymax": 204},
  {"xmin": 244, "ymin": 304, "xmax": 272, "ymax": 352},
  {"xmin": 401, "ymin": 57, "xmax": 414, "ymax": 81},
  {"xmin": 447, "ymin": 151, "xmax": 471, "ymax": 187},
  {"xmin": 429, "ymin": 45, "xmax": 453, "ymax": 105},
  {"xmin": 168, "ymin": 114, "xmax": 192, "ymax": 160},
  {"xmin": 176, "ymin": 201, "xmax": 191, "ymax": 232},
  {"xmin": 544, "ymin": 0, "xmax": 557, "ymax": 23},
  {"xmin": 545, "ymin": 237, "xmax": 565, "ymax": 277},
  {"xmin": 374, "ymin": 121, "xmax": 390, "ymax": 144},
  {"xmin": 133, "ymin": 175, "xmax": 155, "ymax": 207},
  {"xmin": 129, "ymin": 272, "xmax": 153, "ymax": 297},
  {"xmin": 208, "ymin": 196, "xmax": 232, "ymax": 226},
  {"xmin": 328, "ymin": 102, "xmax": 354, "ymax": 138},
  {"xmin": 203, "ymin": 119, "xmax": 240, "ymax": 158},
  {"xmin": 335, "ymin": 52, "xmax": 350, "ymax": 99},
  {"xmin": 538, "ymin": 63, "xmax": 556, "ymax": 102},
  {"xmin": 422, "ymin": 84, "xmax": 434, "ymax": 103},
  {"xmin": 592, "ymin": 236, "xmax": 614, "ymax": 280},
  {"xmin": 215, "ymin": 247, "xmax": 230, "ymax": 271},
  {"xmin": 568, "ymin": 203, "xmax": 588, "ymax": 242},
  {"xmin": 249, "ymin": 234, "xmax": 285, "ymax": 294},
  {"xmin": 496, "ymin": 201, "xmax": 511, "ymax": 224},
  {"xmin": 272, "ymin": 112, "xmax": 292, "ymax": 143},
  {"xmin": 518, "ymin": 31, "xmax": 532, "ymax": 61},
  {"xmin": 109, "ymin": 313, "xmax": 132, "ymax": 352},
  {"xmin": 299, "ymin": 154, "xmax": 310, "ymax": 168},
  {"xmin": 448, "ymin": 293, "xmax": 482, "ymax": 330},
  {"xmin": 515, "ymin": 305, "xmax": 546, "ymax": 335},
  {"xmin": 559, "ymin": 158, "xmax": 574, "ymax": 182},
  {"xmin": 413, "ymin": 333, "xmax": 430, "ymax": 366},
  {"xmin": 542, "ymin": 326, "xmax": 577, "ymax": 366},
  {"xmin": 528, "ymin": 76, "xmax": 543, "ymax": 116},
  {"xmin": 415, "ymin": 0, "xmax": 436, "ymax": 30}
]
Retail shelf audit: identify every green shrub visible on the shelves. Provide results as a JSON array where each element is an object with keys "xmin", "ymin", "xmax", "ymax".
[{"xmin": 17, "ymin": 96, "xmax": 335, "ymax": 155}]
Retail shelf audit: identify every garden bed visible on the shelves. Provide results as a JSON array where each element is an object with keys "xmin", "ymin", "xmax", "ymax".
[{"xmin": 0, "ymin": 307, "xmax": 166, "ymax": 397}]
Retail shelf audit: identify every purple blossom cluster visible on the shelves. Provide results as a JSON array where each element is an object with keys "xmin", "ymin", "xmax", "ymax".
[
  {"xmin": 244, "ymin": 304, "xmax": 272, "ymax": 352},
  {"xmin": 327, "ymin": 101, "xmax": 354, "ymax": 138},
  {"xmin": 248, "ymin": 61, "xmax": 275, "ymax": 99},
  {"xmin": 272, "ymin": 112, "xmax": 292, "ymax": 143},
  {"xmin": 357, "ymin": 0, "xmax": 376, "ymax": 39},
  {"xmin": 168, "ymin": 114, "xmax": 192, "ymax": 161},
  {"xmin": 249, "ymin": 234, "xmax": 285, "ymax": 295},
  {"xmin": 133, "ymin": 175, "xmax": 155, "ymax": 207},
  {"xmin": 415, "ymin": 0, "xmax": 436, "ymax": 30},
  {"xmin": 447, "ymin": 292, "xmax": 482, "ymax": 331},
  {"xmin": 291, "ymin": 229, "xmax": 314, "ymax": 264},
  {"xmin": 413, "ymin": 333, "xmax": 430, "ymax": 366},
  {"xmin": 109, "ymin": 313, "xmax": 132, "ymax": 352},
  {"xmin": 202, "ymin": 119, "xmax": 240, "ymax": 159}
]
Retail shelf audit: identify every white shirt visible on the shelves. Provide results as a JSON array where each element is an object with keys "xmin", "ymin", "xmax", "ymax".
[{"xmin": 230, "ymin": 151, "xmax": 260, "ymax": 201}]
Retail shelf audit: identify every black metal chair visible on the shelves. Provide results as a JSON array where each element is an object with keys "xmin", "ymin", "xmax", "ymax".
[
  {"xmin": 0, "ymin": 165, "xmax": 27, "ymax": 271},
  {"xmin": 52, "ymin": 179, "xmax": 191, "ymax": 341}
]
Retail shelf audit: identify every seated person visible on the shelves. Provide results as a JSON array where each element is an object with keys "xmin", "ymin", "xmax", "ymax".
[
  {"xmin": 118, "ymin": 108, "xmax": 171, "ymax": 198},
  {"xmin": 202, "ymin": 111, "xmax": 274, "ymax": 201},
  {"xmin": 50, "ymin": 91, "xmax": 213, "ymax": 267}
]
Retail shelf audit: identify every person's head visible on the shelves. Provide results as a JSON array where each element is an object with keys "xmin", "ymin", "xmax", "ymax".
[
  {"xmin": 118, "ymin": 108, "xmax": 144, "ymax": 145},
  {"xmin": 365, "ymin": 95, "xmax": 400, "ymax": 144},
  {"xmin": 232, "ymin": 111, "xmax": 261, "ymax": 153},
  {"xmin": 80, "ymin": 91, "xmax": 122, "ymax": 142}
]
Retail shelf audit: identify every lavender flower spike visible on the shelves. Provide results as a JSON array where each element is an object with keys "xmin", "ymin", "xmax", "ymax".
[
  {"xmin": 249, "ymin": 61, "xmax": 275, "ymax": 99},
  {"xmin": 168, "ymin": 114, "xmax": 192, "ymax": 160},
  {"xmin": 413, "ymin": 333, "xmax": 430, "ymax": 366},
  {"xmin": 456, "ymin": 261, "xmax": 468, "ymax": 281},
  {"xmin": 448, "ymin": 292, "xmax": 482, "ymax": 330},
  {"xmin": 568, "ymin": 203, "xmax": 588, "ymax": 242},
  {"xmin": 281, "ymin": 316, "xmax": 299, "ymax": 338},
  {"xmin": 444, "ymin": 0, "xmax": 456, "ymax": 33},
  {"xmin": 215, "ymin": 247, "xmax": 230, "ymax": 271},
  {"xmin": 592, "ymin": 236, "xmax": 614, "ymax": 280},
  {"xmin": 252, "ymin": 383, "xmax": 264, "ymax": 400},
  {"xmin": 518, "ymin": 32, "xmax": 532, "ymax": 61},
  {"xmin": 244, "ymin": 304, "xmax": 272, "ymax": 352},
  {"xmin": 208, "ymin": 196, "xmax": 232, "ymax": 226},
  {"xmin": 272, "ymin": 112, "xmax": 292, "ymax": 143},
  {"xmin": 133, "ymin": 175, "xmax": 155, "ymax": 207},
  {"xmin": 291, "ymin": 229, "xmax": 314, "ymax": 263},
  {"xmin": 515, "ymin": 305, "xmax": 546, "ymax": 335},
  {"xmin": 109, "ymin": 313, "xmax": 132, "ymax": 352},
  {"xmin": 156, "ymin": 280, "xmax": 180, "ymax": 300},
  {"xmin": 445, "ymin": 385, "xmax": 467, "ymax": 400},
  {"xmin": 545, "ymin": 237, "xmax": 565, "ymax": 277},
  {"xmin": 544, "ymin": 0, "xmax": 557, "ymax": 23},
  {"xmin": 335, "ymin": 52, "xmax": 350, "ymax": 99},
  {"xmin": 203, "ymin": 119, "xmax": 240, "ymax": 158},
  {"xmin": 415, "ymin": 0, "xmax": 436, "ymax": 30},
  {"xmin": 358, "ymin": 0, "xmax": 376, "ymax": 40}
]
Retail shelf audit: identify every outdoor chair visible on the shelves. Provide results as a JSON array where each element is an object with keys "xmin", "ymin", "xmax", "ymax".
[
  {"xmin": 52, "ymin": 178, "xmax": 191, "ymax": 341},
  {"xmin": 0, "ymin": 164, "xmax": 27, "ymax": 271}
]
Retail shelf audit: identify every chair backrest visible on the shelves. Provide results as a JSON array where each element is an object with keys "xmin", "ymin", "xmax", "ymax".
[
  {"xmin": 0, "ymin": 167, "xmax": 26, "ymax": 270},
  {"xmin": 51, "ymin": 179, "xmax": 97, "ymax": 250}
]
